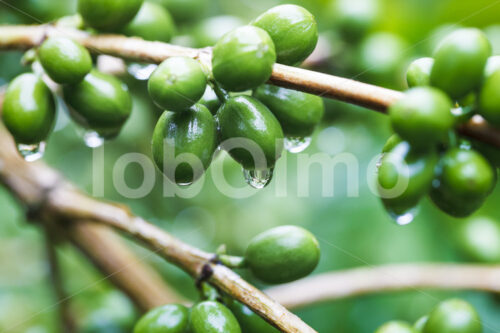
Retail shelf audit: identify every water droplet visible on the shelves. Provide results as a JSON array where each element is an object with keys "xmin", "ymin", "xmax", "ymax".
[
  {"xmin": 243, "ymin": 168, "xmax": 273, "ymax": 189},
  {"xmin": 83, "ymin": 130, "xmax": 105, "ymax": 148},
  {"xmin": 17, "ymin": 142, "xmax": 46, "ymax": 162},
  {"xmin": 177, "ymin": 181, "xmax": 194, "ymax": 187},
  {"xmin": 127, "ymin": 63, "xmax": 157, "ymax": 80},
  {"xmin": 284, "ymin": 136, "xmax": 312, "ymax": 153},
  {"xmin": 387, "ymin": 206, "xmax": 419, "ymax": 226}
]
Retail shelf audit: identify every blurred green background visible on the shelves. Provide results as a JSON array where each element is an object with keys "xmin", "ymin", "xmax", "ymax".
[{"xmin": 1, "ymin": 0, "xmax": 500, "ymax": 332}]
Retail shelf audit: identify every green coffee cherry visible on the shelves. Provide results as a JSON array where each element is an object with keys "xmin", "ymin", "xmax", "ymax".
[
  {"xmin": 2, "ymin": 73, "xmax": 55, "ymax": 144},
  {"xmin": 406, "ymin": 57, "xmax": 434, "ymax": 88},
  {"xmin": 430, "ymin": 148, "xmax": 496, "ymax": 217},
  {"xmin": 162, "ymin": 0, "xmax": 208, "ymax": 24},
  {"xmin": 199, "ymin": 86, "xmax": 221, "ymax": 115},
  {"xmin": 148, "ymin": 56, "xmax": 207, "ymax": 112},
  {"xmin": 378, "ymin": 141, "xmax": 438, "ymax": 218},
  {"xmin": 389, "ymin": 87, "xmax": 454, "ymax": 148},
  {"xmin": 479, "ymin": 70, "xmax": 500, "ymax": 126},
  {"xmin": 245, "ymin": 225, "xmax": 320, "ymax": 284},
  {"xmin": 484, "ymin": 56, "xmax": 500, "ymax": 78},
  {"xmin": 431, "ymin": 28, "xmax": 491, "ymax": 99},
  {"xmin": 413, "ymin": 316, "xmax": 429, "ymax": 331},
  {"xmin": 133, "ymin": 304, "xmax": 190, "ymax": 333},
  {"xmin": 152, "ymin": 104, "xmax": 217, "ymax": 185},
  {"xmin": 38, "ymin": 37, "xmax": 92, "ymax": 84},
  {"xmin": 423, "ymin": 299, "xmax": 481, "ymax": 333},
  {"xmin": 226, "ymin": 300, "xmax": 279, "ymax": 333},
  {"xmin": 457, "ymin": 217, "xmax": 500, "ymax": 263},
  {"xmin": 122, "ymin": 2, "xmax": 176, "ymax": 42},
  {"xmin": 193, "ymin": 15, "xmax": 244, "ymax": 48},
  {"xmin": 78, "ymin": 0, "xmax": 143, "ymax": 31},
  {"xmin": 253, "ymin": 84, "xmax": 324, "ymax": 138},
  {"xmin": 217, "ymin": 96, "xmax": 284, "ymax": 170},
  {"xmin": 252, "ymin": 5, "xmax": 317, "ymax": 65},
  {"xmin": 190, "ymin": 301, "xmax": 241, "ymax": 333},
  {"xmin": 63, "ymin": 70, "xmax": 132, "ymax": 138},
  {"xmin": 375, "ymin": 321, "xmax": 417, "ymax": 333},
  {"xmin": 212, "ymin": 26, "xmax": 276, "ymax": 92},
  {"xmin": 332, "ymin": 0, "xmax": 379, "ymax": 42}
]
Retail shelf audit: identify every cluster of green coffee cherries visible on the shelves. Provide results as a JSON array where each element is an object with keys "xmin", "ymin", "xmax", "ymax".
[
  {"xmin": 133, "ymin": 225, "xmax": 319, "ymax": 333},
  {"xmin": 2, "ymin": 0, "xmax": 325, "ymax": 190},
  {"xmin": 149, "ymin": 4, "xmax": 323, "ymax": 188},
  {"xmin": 376, "ymin": 298, "xmax": 481, "ymax": 333},
  {"xmin": 377, "ymin": 28, "xmax": 500, "ymax": 224}
]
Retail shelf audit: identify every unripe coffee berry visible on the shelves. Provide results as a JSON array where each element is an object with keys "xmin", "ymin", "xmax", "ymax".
[
  {"xmin": 212, "ymin": 26, "xmax": 276, "ymax": 92},
  {"xmin": 252, "ymin": 5, "xmax": 318, "ymax": 65},
  {"xmin": 148, "ymin": 56, "xmax": 207, "ymax": 112},
  {"xmin": 245, "ymin": 225, "xmax": 320, "ymax": 284},
  {"xmin": 2, "ymin": 73, "xmax": 56, "ymax": 144},
  {"xmin": 38, "ymin": 37, "xmax": 92, "ymax": 84}
]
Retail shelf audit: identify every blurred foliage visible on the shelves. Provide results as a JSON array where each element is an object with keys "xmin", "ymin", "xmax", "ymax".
[{"xmin": 1, "ymin": 0, "xmax": 500, "ymax": 332}]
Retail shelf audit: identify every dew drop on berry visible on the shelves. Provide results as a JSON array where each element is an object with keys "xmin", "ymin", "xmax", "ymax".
[
  {"xmin": 387, "ymin": 205, "xmax": 419, "ymax": 226},
  {"xmin": 83, "ymin": 130, "xmax": 105, "ymax": 148},
  {"xmin": 17, "ymin": 141, "xmax": 46, "ymax": 162},
  {"xmin": 284, "ymin": 136, "xmax": 312, "ymax": 153},
  {"xmin": 242, "ymin": 167, "xmax": 273, "ymax": 189}
]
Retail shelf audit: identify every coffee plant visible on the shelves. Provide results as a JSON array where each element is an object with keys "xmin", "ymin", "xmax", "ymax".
[{"xmin": 0, "ymin": 0, "xmax": 500, "ymax": 332}]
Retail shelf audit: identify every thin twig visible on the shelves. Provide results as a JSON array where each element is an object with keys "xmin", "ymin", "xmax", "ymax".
[
  {"xmin": 44, "ymin": 226, "xmax": 76, "ymax": 333},
  {"xmin": 0, "ymin": 25, "xmax": 498, "ymax": 148},
  {"xmin": 266, "ymin": 263, "xmax": 500, "ymax": 309}
]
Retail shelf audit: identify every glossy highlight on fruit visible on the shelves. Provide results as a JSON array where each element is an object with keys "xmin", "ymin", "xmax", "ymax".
[
  {"xmin": 406, "ymin": 57, "xmax": 434, "ymax": 88},
  {"xmin": 430, "ymin": 148, "xmax": 496, "ymax": 217},
  {"xmin": 134, "ymin": 304, "xmax": 190, "ymax": 333},
  {"xmin": 38, "ymin": 37, "xmax": 92, "ymax": 84},
  {"xmin": 226, "ymin": 300, "xmax": 279, "ymax": 333},
  {"xmin": 212, "ymin": 26, "xmax": 276, "ymax": 92},
  {"xmin": 253, "ymin": 84, "xmax": 324, "ymax": 137},
  {"xmin": 245, "ymin": 225, "xmax": 320, "ymax": 284},
  {"xmin": 423, "ymin": 299, "xmax": 481, "ymax": 333},
  {"xmin": 389, "ymin": 87, "xmax": 454, "ymax": 147},
  {"xmin": 252, "ymin": 4, "xmax": 318, "ymax": 65},
  {"xmin": 63, "ymin": 70, "xmax": 132, "ymax": 138},
  {"xmin": 78, "ymin": 0, "xmax": 144, "ymax": 32},
  {"xmin": 190, "ymin": 301, "xmax": 241, "ymax": 333},
  {"xmin": 123, "ymin": 2, "xmax": 176, "ymax": 42},
  {"xmin": 375, "ymin": 321, "xmax": 417, "ymax": 333},
  {"xmin": 378, "ymin": 141, "xmax": 438, "ymax": 216},
  {"xmin": 2, "ymin": 73, "xmax": 56, "ymax": 144},
  {"xmin": 217, "ymin": 95, "xmax": 284, "ymax": 170},
  {"xmin": 152, "ymin": 104, "xmax": 217, "ymax": 184},
  {"xmin": 148, "ymin": 56, "xmax": 207, "ymax": 112},
  {"xmin": 431, "ymin": 28, "xmax": 491, "ymax": 99}
]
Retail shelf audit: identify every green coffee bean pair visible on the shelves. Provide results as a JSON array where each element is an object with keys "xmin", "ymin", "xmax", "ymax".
[
  {"xmin": 134, "ymin": 301, "xmax": 277, "ymax": 333},
  {"xmin": 2, "ymin": 36, "xmax": 132, "ymax": 160},
  {"xmin": 376, "ymin": 298, "xmax": 481, "ymax": 333},
  {"xmin": 133, "ymin": 225, "xmax": 319, "ymax": 332},
  {"xmin": 378, "ymin": 28, "xmax": 499, "ymax": 221}
]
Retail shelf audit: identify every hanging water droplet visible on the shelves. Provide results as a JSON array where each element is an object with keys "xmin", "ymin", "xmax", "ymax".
[
  {"xmin": 17, "ymin": 141, "xmax": 46, "ymax": 162},
  {"xmin": 177, "ymin": 181, "xmax": 194, "ymax": 187},
  {"xmin": 387, "ymin": 205, "xmax": 419, "ymax": 226},
  {"xmin": 284, "ymin": 136, "xmax": 312, "ymax": 153},
  {"xmin": 127, "ymin": 63, "xmax": 157, "ymax": 80},
  {"xmin": 243, "ymin": 168, "xmax": 273, "ymax": 189},
  {"xmin": 83, "ymin": 130, "xmax": 105, "ymax": 148}
]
